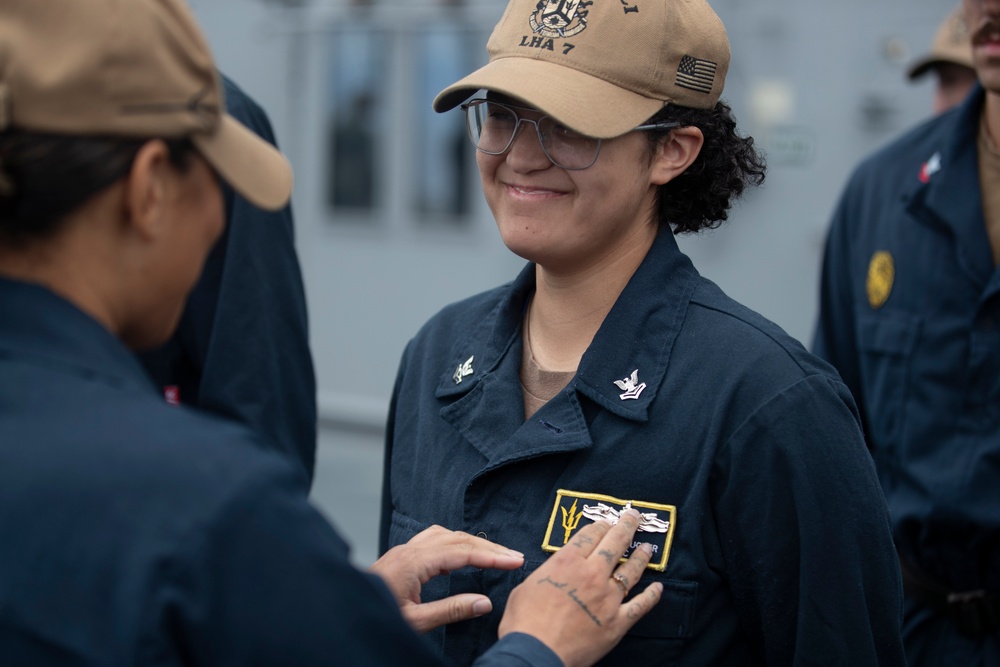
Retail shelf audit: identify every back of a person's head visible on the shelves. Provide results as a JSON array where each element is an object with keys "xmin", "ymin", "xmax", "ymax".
[{"xmin": 0, "ymin": 0, "xmax": 292, "ymax": 243}]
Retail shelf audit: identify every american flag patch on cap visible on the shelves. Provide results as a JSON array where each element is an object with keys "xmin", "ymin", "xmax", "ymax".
[{"xmin": 675, "ymin": 55, "xmax": 718, "ymax": 94}]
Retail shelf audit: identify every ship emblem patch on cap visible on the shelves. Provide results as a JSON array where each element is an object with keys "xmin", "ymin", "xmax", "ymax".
[
  {"xmin": 542, "ymin": 489, "xmax": 676, "ymax": 571},
  {"xmin": 529, "ymin": 0, "xmax": 591, "ymax": 39},
  {"xmin": 866, "ymin": 251, "xmax": 894, "ymax": 309}
]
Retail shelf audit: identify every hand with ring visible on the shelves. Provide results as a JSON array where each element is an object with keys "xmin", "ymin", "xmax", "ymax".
[
  {"xmin": 611, "ymin": 572, "xmax": 630, "ymax": 595},
  {"xmin": 498, "ymin": 508, "xmax": 662, "ymax": 667}
]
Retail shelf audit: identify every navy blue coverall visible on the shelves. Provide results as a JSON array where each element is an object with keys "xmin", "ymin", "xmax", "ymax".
[
  {"xmin": 814, "ymin": 86, "xmax": 1000, "ymax": 664},
  {"xmin": 383, "ymin": 228, "xmax": 906, "ymax": 666}
]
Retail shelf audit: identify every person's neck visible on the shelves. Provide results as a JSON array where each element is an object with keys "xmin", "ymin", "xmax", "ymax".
[
  {"xmin": 0, "ymin": 220, "xmax": 120, "ymax": 338},
  {"xmin": 985, "ymin": 89, "xmax": 1000, "ymax": 148},
  {"xmin": 527, "ymin": 226, "xmax": 657, "ymax": 372}
]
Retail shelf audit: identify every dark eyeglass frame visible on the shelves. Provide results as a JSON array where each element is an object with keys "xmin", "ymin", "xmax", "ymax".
[{"xmin": 460, "ymin": 98, "xmax": 681, "ymax": 170}]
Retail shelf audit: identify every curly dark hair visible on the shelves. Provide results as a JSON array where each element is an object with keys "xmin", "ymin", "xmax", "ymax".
[
  {"xmin": 642, "ymin": 100, "xmax": 766, "ymax": 234},
  {"xmin": 0, "ymin": 132, "xmax": 194, "ymax": 246}
]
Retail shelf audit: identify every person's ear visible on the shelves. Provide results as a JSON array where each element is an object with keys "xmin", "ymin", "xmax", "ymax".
[
  {"xmin": 122, "ymin": 140, "xmax": 172, "ymax": 242},
  {"xmin": 650, "ymin": 126, "xmax": 704, "ymax": 186}
]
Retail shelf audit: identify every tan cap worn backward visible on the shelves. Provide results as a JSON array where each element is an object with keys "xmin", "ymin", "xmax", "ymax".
[
  {"xmin": 907, "ymin": 6, "xmax": 975, "ymax": 80},
  {"xmin": 433, "ymin": 0, "xmax": 731, "ymax": 139},
  {"xmin": 0, "ymin": 0, "xmax": 292, "ymax": 211}
]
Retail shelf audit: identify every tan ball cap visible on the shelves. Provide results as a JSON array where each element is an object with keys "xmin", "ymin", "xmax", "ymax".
[
  {"xmin": 433, "ymin": 0, "xmax": 731, "ymax": 139},
  {"xmin": 0, "ymin": 0, "xmax": 292, "ymax": 211},
  {"xmin": 908, "ymin": 7, "xmax": 975, "ymax": 81}
]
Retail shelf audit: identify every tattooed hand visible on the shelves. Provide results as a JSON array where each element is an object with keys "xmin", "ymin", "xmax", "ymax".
[{"xmin": 498, "ymin": 509, "xmax": 662, "ymax": 667}]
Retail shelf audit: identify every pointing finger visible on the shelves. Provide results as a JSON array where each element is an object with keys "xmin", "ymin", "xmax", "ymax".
[
  {"xmin": 591, "ymin": 509, "xmax": 642, "ymax": 572},
  {"xmin": 554, "ymin": 518, "xmax": 612, "ymax": 559}
]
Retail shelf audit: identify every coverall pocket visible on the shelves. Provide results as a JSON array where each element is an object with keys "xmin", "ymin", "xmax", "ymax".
[
  {"xmin": 516, "ymin": 557, "xmax": 697, "ymax": 665},
  {"xmin": 855, "ymin": 308, "xmax": 920, "ymax": 458}
]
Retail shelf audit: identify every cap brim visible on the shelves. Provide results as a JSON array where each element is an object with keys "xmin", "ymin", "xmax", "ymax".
[
  {"xmin": 191, "ymin": 113, "xmax": 293, "ymax": 211},
  {"xmin": 907, "ymin": 56, "xmax": 938, "ymax": 80},
  {"xmin": 433, "ymin": 57, "xmax": 665, "ymax": 139},
  {"xmin": 907, "ymin": 56, "xmax": 971, "ymax": 81}
]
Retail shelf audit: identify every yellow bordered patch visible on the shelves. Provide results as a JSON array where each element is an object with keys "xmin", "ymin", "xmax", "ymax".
[{"xmin": 541, "ymin": 489, "xmax": 677, "ymax": 572}]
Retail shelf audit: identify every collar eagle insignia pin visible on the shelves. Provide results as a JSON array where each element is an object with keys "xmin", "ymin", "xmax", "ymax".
[
  {"xmin": 452, "ymin": 355, "xmax": 474, "ymax": 384},
  {"xmin": 614, "ymin": 369, "xmax": 646, "ymax": 400}
]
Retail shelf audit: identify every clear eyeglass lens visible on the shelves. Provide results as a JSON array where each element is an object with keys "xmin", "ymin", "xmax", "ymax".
[
  {"xmin": 467, "ymin": 101, "xmax": 517, "ymax": 154},
  {"xmin": 465, "ymin": 101, "xmax": 600, "ymax": 170}
]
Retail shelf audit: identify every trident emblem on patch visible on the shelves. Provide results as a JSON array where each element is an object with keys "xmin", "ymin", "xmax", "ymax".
[{"xmin": 560, "ymin": 498, "xmax": 584, "ymax": 544}]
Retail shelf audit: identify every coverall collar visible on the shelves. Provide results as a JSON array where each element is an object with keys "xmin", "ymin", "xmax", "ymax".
[
  {"xmin": 907, "ymin": 85, "xmax": 993, "ymax": 288},
  {"xmin": 435, "ymin": 227, "xmax": 699, "ymax": 424}
]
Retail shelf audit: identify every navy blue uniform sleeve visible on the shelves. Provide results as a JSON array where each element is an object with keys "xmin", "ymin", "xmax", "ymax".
[
  {"xmin": 166, "ymin": 458, "xmax": 562, "ymax": 666},
  {"xmin": 138, "ymin": 74, "xmax": 317, "ymax": 484},
  {"xmin": 475, "ymin": 634, "xmax": 563, "ymax": 667},
  {"xmin": 713, "ymin": 375, "xmax": 905, "ymax": 665}
]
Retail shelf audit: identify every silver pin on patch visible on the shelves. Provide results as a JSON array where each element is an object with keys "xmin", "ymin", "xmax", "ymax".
[
  {"xmin": 582, "ymin": 501, "xmax": 671, "ymax": 533},
  {"xmin": 453, "ymin": 356, "xmax": 475, "ymax": 384},
  {"xmin": 613, "ymin": 369, "xmax": 646, "ymax": 400}
]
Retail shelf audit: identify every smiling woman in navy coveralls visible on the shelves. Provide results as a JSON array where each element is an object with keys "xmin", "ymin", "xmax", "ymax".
[{"xmin": 381, "ymin": 0, "xmax": 906, "ymax": 664}]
